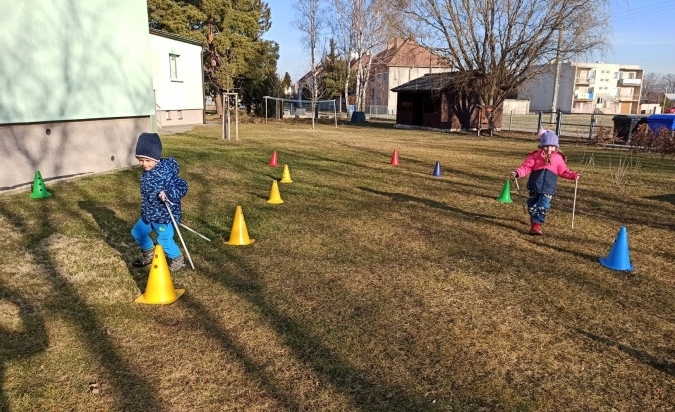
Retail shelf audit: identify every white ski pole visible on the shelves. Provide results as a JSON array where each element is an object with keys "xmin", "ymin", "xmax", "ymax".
[
  {"xmin": 163, "ymin": 198, "xmax": 211, "ymax": 241},
  {"xmin": 179, "ymin": 223, "xmax": 211, "ymax": 242},
  {"xmin": 572, "ymin": 177, "xmax": 579, "ymax": 229},
  {"xmin": 163, "ymin": 201, "xmax": 195, "ymax": 270},
  {"xmin": 513, "ymin": 177, "xmax": 528, "ymax": 215}
]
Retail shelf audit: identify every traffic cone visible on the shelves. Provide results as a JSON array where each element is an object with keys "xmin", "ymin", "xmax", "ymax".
[
  {"xmin": 135, "ymin": 245, "xmax": 185, "ymax": 304},
  {"xmin": 225, "ymin": 206, "xmax": 255, "ymax": 245},
  {"xmin": 267, "ymin": 180, "xmax": 284, "ymax": 204},
  {"xmin": 432, "ymin": 161, "xmax": 442, "ymax": 177},
  {"xmin": 390, "ymin": 149, "xmax": 399, "ymax": 166},
  {"xmin": 496, "ymin": 180, "xmax": 513, "ymax": 203},
  {"xmin": 599, "ymin": 226, "xmax": 634, "ymax": 271},
  {"xmin": 280, "ymin": 164, "xmax": 293, "ymax": 183},
  {"xmin": 269, "ymin": 150, "xmax": 279, "ymax": 167},
  {"xmin": 29, "ymin": 171, "xmax": 52, "ymax": 199}
]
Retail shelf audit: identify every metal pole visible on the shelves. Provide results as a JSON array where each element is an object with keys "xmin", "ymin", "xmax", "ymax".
[
  {"xmin": 572, "ymin": 178, "xmax": 579, "ymax": 229},
  {"xmin": 235, "ymin": 93, "xmax": 239, "ymax": 141},
  {"xmin": 588, "ymin": 113, "xmax": 595, "ymax": 140},
  {"xmin": 221, "ymin": 92, "xmax": 225, "ymax": 141},
  {"xmin": 513, "ymin": 177, "xmax": 528, "ymax": 215},
  {"xmin": 164, "ymin": 202, "xmax": 195, "ymax": 270},
  {"xmin": 179, "ymin": 223, "xmax": 211, "ymax": 242},
  {"xmin": 556, "ymin": 110, "xmax": 562, "ymax": 136},
  {"xmin": 537, "ymin": 111, "xmax": 542, "ymax": 132},
  {"xmin": 509, "ymin": 110, "xmax": 513, "ymax": 131}
]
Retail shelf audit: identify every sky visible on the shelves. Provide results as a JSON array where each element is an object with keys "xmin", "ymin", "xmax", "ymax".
[{"xmin": 262, "ymin": 0, "xmax": 675, "ymax": 83}]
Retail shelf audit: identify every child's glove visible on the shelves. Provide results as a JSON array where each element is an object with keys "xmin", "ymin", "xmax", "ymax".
[{"xmin": 510, "ymin": 171, "xmax": 518, "ymax": 179}]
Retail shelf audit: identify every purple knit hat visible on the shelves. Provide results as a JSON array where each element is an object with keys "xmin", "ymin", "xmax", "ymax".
[{"xmin": 539, "ymin": 130, "xmax": 559, "ymax": 148}]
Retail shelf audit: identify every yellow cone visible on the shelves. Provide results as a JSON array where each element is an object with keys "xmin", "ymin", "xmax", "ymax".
[
  {"xmin": 226, "ymin": 205, "xmax": 255, "ymax": 245},
  {"xmin": 135, "ymin": 245, "xmax": 184, "ymax": 304},
  {"xmin": 280, "ymin": 164, "xmax": 293, "ymax": 183},
  {"xmin": 267, "ymin": 180, "xmax": 284, "ymax": 204}
]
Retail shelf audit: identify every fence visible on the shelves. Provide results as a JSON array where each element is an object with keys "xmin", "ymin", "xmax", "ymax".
[
  {"xmin": 369, "ymin": 105, "xmax": 395, "ymax": 118},
  {"xmin": 503, "ymin": 110, "xmax": 618, "ymax": 140}
]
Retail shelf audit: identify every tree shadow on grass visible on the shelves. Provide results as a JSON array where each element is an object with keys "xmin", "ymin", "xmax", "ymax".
[
  {"xmin": 78, "ymin": 201, "xmax": 147, "ymax": 294},
  {"xmin": 645, "ymin": 193, "xmax": 675, "ymax": 206},
  {"xmin": 358, "ymin": 186, "xmax": 518, "ymax": 228},
  {"xmin": 570, "ymin": 326, "xmax": 675, "ymax": 377},
  {"xmin": 183, "ymin": 250, "xmax": 465, "ymax": 412},
  {"xmin": 0, "ymin": 284, "xmax": 48, "ymax": 412},
  {"xmin": 0, "ymin": 201, "xmax": 163, "ymax": 411}
]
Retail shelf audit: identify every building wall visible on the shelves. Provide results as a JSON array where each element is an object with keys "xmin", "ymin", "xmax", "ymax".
[
  {"xmin": 0, "ymin": 0, "xmax": 154, "ymax": 190},
  {"xmin": 150, "ymin": 33, "xmax": 204, "ymax": 127},
  {"xmin": 519, "ymin": 65, "xmax": 556, "ymax": 112},
  {"xmin": 1, "ymin": 118, "xmax": 148, "ymax": 190},
  {"xmin": 383, "ymin": 67, "xmax": 453, "ymax": 115},
  {"xmin": 521, "ymin": 62, "xmax": 643, "ymax": 114}
]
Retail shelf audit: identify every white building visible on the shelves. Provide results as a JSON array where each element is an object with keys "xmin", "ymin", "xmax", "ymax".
[
  {"xmin": 149, "ymin": 29, "xmax": 204, "ymax": 128},
  {"xmin": 0, "ymin": 0, "xmax": 155, "ymax": 191},
  {"xmin": 519, "ymin": 62, "xmax": 644, "ymax": 114}
]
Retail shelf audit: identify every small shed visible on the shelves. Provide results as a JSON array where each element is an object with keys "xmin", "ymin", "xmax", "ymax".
[{"xmin": 391, "ymin": 73, "xmax": 503, "ymax": 133}]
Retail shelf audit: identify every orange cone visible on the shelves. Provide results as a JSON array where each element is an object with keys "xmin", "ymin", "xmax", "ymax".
[
  {"xmin": 267, "ymin": 180, "xmax": 284, "ymax": 204},
  {"xmin": 225, "ymin": 206, "xmax": 255, "ymax": 245},
  {"xmin": 135, "ymin": 245, "xmax": 184, "ymax": 304},
  {"xmin": 269, "ymin": 150, "xmax": 279, "ymax": 167},
  {"xmin": 390, "ymin": 149, "xmax": 399, "ymax": 166}
]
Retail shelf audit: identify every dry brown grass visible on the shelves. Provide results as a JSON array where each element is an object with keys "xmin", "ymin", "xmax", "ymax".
[{"xmin": 1, "ymin": 119, "xmax": 675, "ymax": 411}]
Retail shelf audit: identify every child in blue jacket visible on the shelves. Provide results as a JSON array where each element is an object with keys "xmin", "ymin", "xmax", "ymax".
[{"xmin": 131, "ymin": 132, "xmax": 188, "ymax": 271}]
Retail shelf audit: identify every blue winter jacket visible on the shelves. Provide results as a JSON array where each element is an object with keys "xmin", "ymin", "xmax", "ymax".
[{"xmin": 139, "ymin": 157, "xmax": 188, "ymax": 224}]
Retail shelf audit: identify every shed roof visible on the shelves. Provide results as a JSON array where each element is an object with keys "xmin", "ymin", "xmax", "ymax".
[{"xmin": 391, "ymin": 72, "xmax": 458, "ymax": 92}]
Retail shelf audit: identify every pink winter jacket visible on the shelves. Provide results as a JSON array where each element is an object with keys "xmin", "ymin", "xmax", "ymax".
[{"xmin": 514, "ymin": 149, "xmax": 578, "ymax": 195}]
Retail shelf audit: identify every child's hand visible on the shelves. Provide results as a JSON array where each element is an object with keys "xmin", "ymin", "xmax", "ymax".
[
  {"xmin": 510, "ymin": 171, "xmax": 518, "ymax": 179},
  {"xmin": 575, "ymin": 173, "xmax": 580, "ymax": 181},
  {"xmin": 158, "ymin": 191, "xmax": 167, "ymax": 202}
]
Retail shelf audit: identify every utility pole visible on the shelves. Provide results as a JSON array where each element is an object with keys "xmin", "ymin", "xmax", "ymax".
[{"xmin": 550, "ymin": 28, "xmax": 563, "ymax": 123}]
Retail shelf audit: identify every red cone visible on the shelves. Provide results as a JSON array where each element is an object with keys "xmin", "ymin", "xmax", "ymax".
[
  {"xmin": 269, "ymin": 151, "xmax": 278, "ymax": 167},
  {"xmin": 390, "ymin": 149, "xmax": 399, "ymax": 166}
]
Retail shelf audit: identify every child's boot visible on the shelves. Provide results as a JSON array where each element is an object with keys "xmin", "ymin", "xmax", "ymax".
[
  {"xmin": 132, "ymin": 247, "xmax": 155, "ymax": 267},
  {"xmin": 168, "ymin": 255, "xmax": 186, "ymax": 272},
  {"xmin": 529, "ymin": 222, "xmax": 543, "ymax": 236}
]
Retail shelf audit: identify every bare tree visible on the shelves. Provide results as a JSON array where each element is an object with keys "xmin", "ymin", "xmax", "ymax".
[
  {"xmin": 294, "ymin": 0, "xmax": 324, "ymax": 129},
  {"xmin": 328, "ymin": 0, "xmax": 354, "ymax": 116},
  {"xmin": 398, "ymin": 0, "xmax": 610, "ymax": 115},
  {"xmin": 328, "ymin": 0, "xmax": 395, "ymax": 115},
  {"xmin": 641, "ymin": 72, "xmax": 662, "ymax": 103},
  {"xmin": 662, "ymin": 74, "xmax": 675, "ymax": 94}
]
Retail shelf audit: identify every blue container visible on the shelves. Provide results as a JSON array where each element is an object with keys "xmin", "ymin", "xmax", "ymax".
[
  {"xmin": 646, "ymin": 114, "xmax": 675, "ymax": 133},
  {"xmin": 351, "ymin": 111, "xmax": 366, "ymax": 123}
]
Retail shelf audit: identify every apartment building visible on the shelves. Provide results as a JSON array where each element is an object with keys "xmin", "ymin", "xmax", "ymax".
[{"xmin": 520, "ymin": 62, "xmax": 644, "ymax": 114}]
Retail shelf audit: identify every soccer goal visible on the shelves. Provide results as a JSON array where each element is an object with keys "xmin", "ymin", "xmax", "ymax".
[{"xmin": 263, "ymin": 96, "xmax": 338, "ymax": 128}]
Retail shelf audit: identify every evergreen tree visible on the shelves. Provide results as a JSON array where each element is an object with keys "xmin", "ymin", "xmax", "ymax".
[
  {"xmin": 319, "ymin": 38, "xmax": 349, "ymax": 100},
  {"xmin": 147, "ymin": 0, "xmax": 279, "ymax": 116}
]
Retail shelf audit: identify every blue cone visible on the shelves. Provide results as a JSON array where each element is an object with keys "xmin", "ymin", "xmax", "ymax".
[
  {"xmin": 599, "ymin": 226, "xmax": 634, "ymax": 271},
  {"xmin": 432, "ymin": 161, "xmax": 442, "ymax": 177}
]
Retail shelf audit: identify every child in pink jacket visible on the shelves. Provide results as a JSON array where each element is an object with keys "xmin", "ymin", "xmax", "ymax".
[{"xmin": 511, "ymin": 130, "xmax": 579, "ymax": 235}]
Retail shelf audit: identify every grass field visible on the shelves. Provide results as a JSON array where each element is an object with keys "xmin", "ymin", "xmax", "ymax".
[{"xmin": 1, "ymin": 119, "xmax": 675, "ymax": 411}]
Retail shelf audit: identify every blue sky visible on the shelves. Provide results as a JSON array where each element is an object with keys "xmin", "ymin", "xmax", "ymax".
[{"xmin": 263, "ymin": 0, "xmax": 675, "ymax": 83}]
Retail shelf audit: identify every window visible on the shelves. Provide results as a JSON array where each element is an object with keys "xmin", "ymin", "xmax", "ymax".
[
  {"xmin": 178, "ymin": 110, "xmax": 183, "ymax": 120},
  {"xmin": 165, "ymin": 111, "xmax": 171, "ymax": 120},
  {"xmin": 169, "ymin": 54, "xmax": 179, "ymax": 80},
  {"xmin": 614, "ymin": 72, "xmax": 619, "ymax": 79}
]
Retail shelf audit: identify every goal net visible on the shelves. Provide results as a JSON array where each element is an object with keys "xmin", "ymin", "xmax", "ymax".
[{"xmin": 263, "ymin": 96, "xmax": 338, "ymax": 126}]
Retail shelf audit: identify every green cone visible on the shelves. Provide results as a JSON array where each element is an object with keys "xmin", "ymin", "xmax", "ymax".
[
  {"xmin": 29, "ymin": 171, "xmax": 52, "ymax": 199},
  {"xmin": 496, "ymin": 180, "xmax": 513, "ymax": 203}
]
